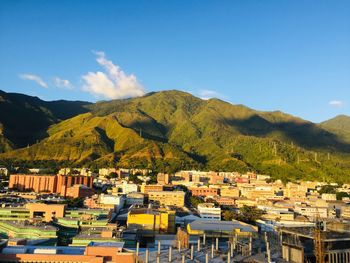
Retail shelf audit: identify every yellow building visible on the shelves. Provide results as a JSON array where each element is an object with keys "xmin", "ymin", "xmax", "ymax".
[
  {"xmin": 220, "ymin": 187, "xmax": 240, "ymax": 198},
  {"xmin": 148, "ymin": 191, "xmax": 185, "ymax": 207},
  {"xmin": 245, "ymin": 187, "xmax": 275, "ymax": 200},
  {"xmin": 127, "ymin": 208, "xmax": 175, "ymax": 234}
]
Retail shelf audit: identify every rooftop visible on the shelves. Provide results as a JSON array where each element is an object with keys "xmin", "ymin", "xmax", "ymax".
[{"xmin": 189, "ymin": 220, "xmax": 257, "ymax": 232}]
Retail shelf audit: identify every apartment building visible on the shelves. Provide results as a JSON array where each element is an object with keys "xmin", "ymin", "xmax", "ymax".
[
  {"xmin": 197, "ymin": 203, "xmax": 221, "ymax": 220},
  {"xmin": 190, "ymin": 186, "xmax": 219, "ymax": 197},
  {"xmin": 148, "ymin": 191, "xmax": 185, "ymax": 207}
]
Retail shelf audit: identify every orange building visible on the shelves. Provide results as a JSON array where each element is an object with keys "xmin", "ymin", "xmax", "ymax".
[
  {"xmin": 66, "ymin": 184, "xmax": 95, "ymax": 199},
  {"xmin": 0, "ymin": 242, "xmax": 135, "ymax": 263},
  {"xmin": 190, "ymin": 187, "xmax": 219, "ymax": 197},
  {"xmin": 9, "ymin": 174, "xmax": 56, "ymax": 193},
  {"xmin": 9, "ymin": 174, "xmax": 94, "ymax": 197},
  {"xmin": 56, "ymin": 174, "xmax": 94, "ymax": 196},
  {"xmin": 25, "ymin": 203, "xmax": 65, "ymax": 222}
]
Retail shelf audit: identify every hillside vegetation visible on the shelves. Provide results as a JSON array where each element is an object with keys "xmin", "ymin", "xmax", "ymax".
[
  {"xmin": 1, "ymin": 90, "xmax": 350, "ymax": 182},
  {"xmin": 0, "ymin": 90, "xmax": 90, "ymax": 151}
]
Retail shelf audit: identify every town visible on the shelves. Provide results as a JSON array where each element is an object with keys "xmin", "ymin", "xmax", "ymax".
[{"xmin": 0, "ymin": 167, "xmax": 349, "ymax": 262}]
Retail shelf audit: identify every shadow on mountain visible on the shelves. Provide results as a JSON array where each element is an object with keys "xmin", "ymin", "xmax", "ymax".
[
  {"xmin": 185, "ymin": 151, "xmax": 208, "ymax": 165},
  {"xmin": 0, "ymin": 90, "xmax": 90, "ymax": 148},
  {"xmin": 123, "ymin": 117, "xmax": 169, "ymax": 143},
  {"xmin": 222, "ymin": 114, "xmax": 350, "ymax": 153},
  {"xmin": 94, "ymin": 127, "xmax": 115, "ymax": 152}
]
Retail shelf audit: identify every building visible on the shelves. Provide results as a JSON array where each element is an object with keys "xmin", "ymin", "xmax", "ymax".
[
  {"xmin": 157, "ymin": 173, "xmax": 169, "ymax": 185},
  {"xmin": 341, "ymin": 206, "xmax": 350, "ymax": 219},
  {"xmin": 197, "ymin": 203, "xmax": 221, "ymax": 220},
  {"xmin": 65, "ymin": 184, "xmax": 94, "ymax": 199},
  {"xmin": 25, "ymin": 203, "xmax": 65, "ymax": 222},
  {"xmin": 284, "ymin": 183, "xmax": 308, "ymax": 198},
  {"xmin": 294, "ymin": 204, "xmax": 328, "ymax": 219},
  {"xmin": 126, "ymin": 192, "xmax": 145, "ymax": 206},
  {"xmin": 56, "ymin": 174, "xmax": 94, "ymax": 196},
  {"xmin": 101, "ymin": 194, "xmax": 125, "ymax": 213},
  {"xmin": 0, "ymin": 242, "xmax": 135, "ymax": 263},
  {"xmin": 127, "ymin": 207, "xmax": 175, "ymax": 234},
  {"xmin": 9, "ymin": 174, "xmax": 94, "ymax": 197},
  {"xmin": 148, "ymin": 191, "xmax": 185, "ymax": 207},
  {"xmin": 56, "ymin": 209, "xmax": 110, "ymax": 229},
  {"xmin": 0, "ymin": 167, "xmax": 8, "ymax": 176},
  {"xmin": 9, "ymin": 174, "xmax": 57, "ymax": 193},
  {"xmin": 0, "ymin": 221, "xmax": 57, "ymax": 241},
  {"xmin": 186, "ymin": 219, "xmax": 257, "ymax": 237},
  {"xmin": 98, "ymin": 168, "xmax": 117, "ymax": 178},
  {"xmin": 140, "ymin": 184, "xmax": 163, "ymax": 194},
  {"xmin": 281, "ymin": 225, "xmax": 350, "ymax": 263},
  {"xmin": 220, "ymin": 187, "xmax": 240, "ymax": 198},
  {"xmin": 113, "ymin": 181, "xmax": 138, "ymax": 194},
  {"xmin": 212, "ymin": 196, "xmax": 236, "ymax": 206},
  {"xmin": 321, "ymin": 193, "xmax": 337, "ymax": 201},
  {"xmin": 244, "ymin": 187, "xmax": 275, "ymax": 200},
  {"xmin": 190, "ymin": 186, "xmax": 219, "ymax": 197}
]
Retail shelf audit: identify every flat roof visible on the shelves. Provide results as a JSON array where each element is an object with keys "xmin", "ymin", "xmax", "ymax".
[
  {"xmin": 281, "ymin": 227, "xmax": 350, "ymax": 241},
  {"xmin": 189, "ymin": 220, "xmax": 257, "ymax": 232},
  {"xmin": 129, "ymin": 208, "xmax": 158, "ymax": 215},
  {"xmin": 89, "ymin": 241, "xmax": 124, "ymax": 247}
]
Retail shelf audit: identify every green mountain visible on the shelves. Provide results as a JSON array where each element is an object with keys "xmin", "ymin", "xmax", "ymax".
[
  {"xmin": 0, "ymin": 90, "xmax": 90, "ymax": 151},
  {"xmin": 1, "ymin": 90, "xmax": 350, "ymax": 182},
  {"xmin": 319, "ymin": 115, "xmax": 350, "ymax": 143}
]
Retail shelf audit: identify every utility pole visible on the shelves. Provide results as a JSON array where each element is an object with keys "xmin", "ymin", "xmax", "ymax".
[{"xmin": 273, "ymin": 142, "xmax": 277, "ymax": 156}]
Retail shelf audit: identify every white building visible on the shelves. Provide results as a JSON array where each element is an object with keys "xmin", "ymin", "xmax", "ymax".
[
  {"xmin": 197, "ymin": 203, "xmax": 221, "ymax": 220},
  {"xmin": 114, "ymin": 181, "xmax": 138, "ymax": 194},
  {"xmin": 0, "ymin": 167, "xmax": 8, "ymax": 176},
  {"xmin": 99, "ymin": 168, "xmax": 117, "ymax": 177},
  {"xmin": 294, "ymin": 204, "xmax": 329, "ymax": 219},
  {"xmin": 99, "ymin": 194, "xmax": 125, "ymax": 213},
  {"xmin": 321, "ymin": 193, "xmax": 337, "ymax": 201}
]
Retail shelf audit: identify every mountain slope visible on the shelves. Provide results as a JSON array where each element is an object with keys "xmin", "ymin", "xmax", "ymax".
[
  {"xmin": 1, "ymin": 90, "xmax": 350, "ymax": 182},
  {"xmin": 0, "ymin": 90, "xmax": 91, "ymax": 151},
  {"xmin": 319, "ymin": 115, "xmax": 350, "ymax": 143}
]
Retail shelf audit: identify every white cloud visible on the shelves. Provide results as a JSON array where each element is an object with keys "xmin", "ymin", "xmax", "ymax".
[
  {"xmin": 82, "ymin": 51, "xmax": 145, "ymax": 99},
  {"xmin": 329, "ymin": 100, "xmax": 344, "ymax": 108},
  {"xmin": 54, "ymin": 77, "xmax": 73, "ymax": 89},
  {"xmin": 19, "ymin": 74, "xmax": 48, "ymax": 88},
  {"xmin": 198, "ymin": 89, "xmax": 222, "ymax": 100}
]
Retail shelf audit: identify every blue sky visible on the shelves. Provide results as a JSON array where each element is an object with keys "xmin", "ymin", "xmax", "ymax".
[{"xmin": 0, "ymin": 0, "xmax": 349, "ymax": 122}]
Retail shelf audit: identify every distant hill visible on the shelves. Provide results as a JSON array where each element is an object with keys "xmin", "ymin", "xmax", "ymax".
[
  {"xmin": 319, "ymin": 115, "xmax": 350, "ymax": 143},
  {"xmin": 1, "ymin": 90, "xmax": 350, "ymax": 182},
  {"xmin": 0, "ymin": 90, "xmax": 90, "ymax": 151}
]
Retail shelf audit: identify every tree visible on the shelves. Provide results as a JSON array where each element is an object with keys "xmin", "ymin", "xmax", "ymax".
[
  {"xmin": 224, "ymin": 205, "xmax": 264, "ymax": 224},
  {"xmin": 189, "ymin": 196, "xmax": 204, "ymax": 208},
  {"xmin": 318, "ymin": 185, "xmax": 337, "ymax": 194},
  {"xmin": 336, "ymin": 192, "xmax": 349, "ymax": 200},
  {"xmin": 64, "ymin": 197, "xmax": 84, "ymax": 208},
  {"xmin": 239, "ymin": 205, "xmax": 265, "ymax": 223},
  {"xmin": 223, "ymin": 210, "xmax": 236, "ymax": 221}
]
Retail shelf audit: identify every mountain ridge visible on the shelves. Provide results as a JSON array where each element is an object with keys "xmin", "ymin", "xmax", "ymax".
[{"xmin": 1, "ymin": 89, "xmax": 350, "ymax": 182}]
